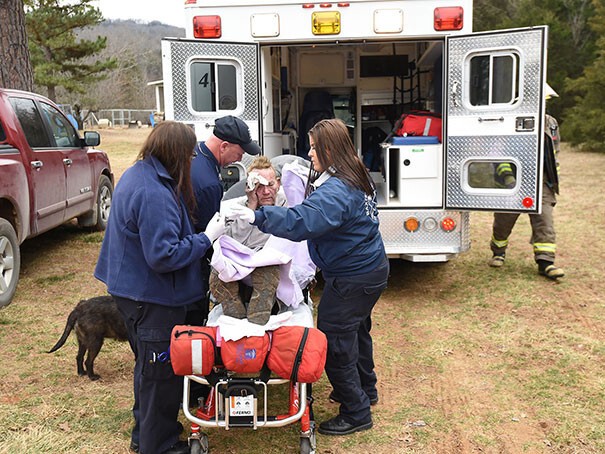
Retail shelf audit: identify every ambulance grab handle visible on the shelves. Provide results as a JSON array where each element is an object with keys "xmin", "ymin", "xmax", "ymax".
[{"xmin": 478, "ymin": 117, "xmax": 504, "ymax": 123}]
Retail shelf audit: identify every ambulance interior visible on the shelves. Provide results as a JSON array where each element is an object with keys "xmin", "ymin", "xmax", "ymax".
[{"xmin": 262, "ymin": 40, "xmax": 445, "ymax": 208}]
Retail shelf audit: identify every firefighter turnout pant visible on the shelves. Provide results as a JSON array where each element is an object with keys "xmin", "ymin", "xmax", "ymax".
[{"xmin": 490, "ymin": 184, "xmax": 557, "ymax": 263}]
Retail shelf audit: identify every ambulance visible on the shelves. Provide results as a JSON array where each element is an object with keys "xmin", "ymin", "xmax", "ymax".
[{"xmin": 161, "ymin": 0, "xmax": 548, "ymax": 262}]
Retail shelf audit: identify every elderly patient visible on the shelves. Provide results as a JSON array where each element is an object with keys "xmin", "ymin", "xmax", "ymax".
[{"xmin": 210, "ymin": 156, "xmax": 287, "ymax": 325}]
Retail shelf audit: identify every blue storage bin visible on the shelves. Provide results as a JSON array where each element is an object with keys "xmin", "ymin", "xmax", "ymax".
[{"xmin": 390, "ymin": 136, "xmax": 440, "ymax": 145}]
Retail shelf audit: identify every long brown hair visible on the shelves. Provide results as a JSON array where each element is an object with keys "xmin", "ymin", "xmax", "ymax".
[
  {"xmin": 308, "ymin": 118, "xmax": 374, "ymax": 195},
  {"xmin": 136, "ymin": 121, "xmax": 197, "ymax": 214}
]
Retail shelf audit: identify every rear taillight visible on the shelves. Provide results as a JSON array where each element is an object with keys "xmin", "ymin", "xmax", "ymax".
[
  {"xmin": 434, "ymin": 7, "xmax": 463, "ymax": 31},
  {"xmin": 193, "ymin": 15, "xmax": 222, "ymax": 38},
  {"xmin": 441, "ymin": 217, "xmax": 457, "ymax": 232}
]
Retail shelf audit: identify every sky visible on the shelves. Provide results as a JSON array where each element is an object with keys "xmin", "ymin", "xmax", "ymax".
[{"xmin": 93, "ymin": 0, "xmax": 186, "ymax": 28}]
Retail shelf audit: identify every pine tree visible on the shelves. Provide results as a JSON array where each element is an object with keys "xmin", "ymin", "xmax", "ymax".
[
  {"xmin": 25, "ymin": 0, "xmax": 117, "ymax": 101},
  {"xmin": 0, "ymin": 0, "xmax": 34, "ymax": 91}
]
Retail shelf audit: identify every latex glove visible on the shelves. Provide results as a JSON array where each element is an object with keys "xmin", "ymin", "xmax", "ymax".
[
  {"xmin": 229, "ymin": 204, "xmax": 256, "ymax": 224},
  {"xmin": 203, "ymin": 212, "xmax": 225, "ymax": 243}
]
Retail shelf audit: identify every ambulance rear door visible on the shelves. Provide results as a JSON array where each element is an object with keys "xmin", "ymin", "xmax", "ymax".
[
  {"xmin": 161, "ymin": 38, "xmax": 261, "ymax": 145},
  {"xmin": 444, "ymin": 27, "xmax": 547, "ymax": 213}
]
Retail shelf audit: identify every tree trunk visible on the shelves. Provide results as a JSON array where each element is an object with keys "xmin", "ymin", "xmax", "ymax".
[{"xmin": 0, "ymin": 0, "xmax": 33, "ymax": 91}]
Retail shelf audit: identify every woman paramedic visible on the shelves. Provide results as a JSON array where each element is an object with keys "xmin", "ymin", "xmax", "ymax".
[
  {"xmin": 230, "ymin": 118, "xmax": 389, "ymax": 436},
  {"xmin": 94, "ymin": 121, "xmax": 225, "ymax": 454}
]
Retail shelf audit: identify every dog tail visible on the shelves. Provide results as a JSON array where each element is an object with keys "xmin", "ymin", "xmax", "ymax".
[{"xmin": 48, "ymin": 307, "xmax": 78, "ymax": 353}]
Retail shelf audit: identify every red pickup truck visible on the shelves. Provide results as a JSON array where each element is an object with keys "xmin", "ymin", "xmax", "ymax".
[{"xmin": 0, "ymin": 88, "xmax": 113, "ymax": 308}]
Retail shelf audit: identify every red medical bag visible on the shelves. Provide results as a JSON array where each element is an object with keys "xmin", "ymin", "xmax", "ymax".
[
  {"xmin": 220, "ymin": 333, "xmax": 271, "ymax": 374},
  {"xmin": 394, "ymin": 110, "xmax": 442, "ymax": 142},
  {"xmin": 267, "ymin": 326, "xmax": 327, "ymax": 383},
  {"xmin": 170, "ymin": 326, "xmax": 218, "ymax": 376}
]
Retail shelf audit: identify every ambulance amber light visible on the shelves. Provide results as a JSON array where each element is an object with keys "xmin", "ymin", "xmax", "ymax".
[
  {"xmin": 434, "ymin": 7, "xmax": 463, "ymax": 31},
  {"xmin": 312, "ymin": 11, "xmax": 340, "ymax": 35},
  {"xmin": 441, "ymin": 217, "xmax": 457, "ymax": 232},
  {"xmin": 193, "ymin": 15, "xmax": 222, "ymax": 38},
  {"xmin": 404, "ymin": 217, "xmax": 420, "ymax": 233}
]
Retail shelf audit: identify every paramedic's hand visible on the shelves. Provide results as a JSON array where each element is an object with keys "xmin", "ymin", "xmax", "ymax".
[
  {"xmin": 203, "ymin": 212, "xmax": 225, "ymax": 243},
  {"xmin": 229, "ymin": 204, "xmax": 256, "ymax": 224}
]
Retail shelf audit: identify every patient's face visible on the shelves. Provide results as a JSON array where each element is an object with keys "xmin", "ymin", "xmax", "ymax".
[{"xmin": 254, "ymin": 168, "xmax": 280, "ymax": 206}]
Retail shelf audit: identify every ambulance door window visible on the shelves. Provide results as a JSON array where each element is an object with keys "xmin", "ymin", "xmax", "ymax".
[
  {"xmin": 466, "ymin": 160, "xmax": 519, "ymax": 191},
  {"xmin": 468, "ymin": 52, "xmax": 519, "ymax": 107},
  {"xmin": 190, "ymin": 60, "xmax": 239, "ymax": 112}
]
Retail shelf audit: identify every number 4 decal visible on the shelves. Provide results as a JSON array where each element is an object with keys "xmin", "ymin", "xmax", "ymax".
[{"xmin": 199, "ymin": 73, "xmax": 209, "ymax": 87}]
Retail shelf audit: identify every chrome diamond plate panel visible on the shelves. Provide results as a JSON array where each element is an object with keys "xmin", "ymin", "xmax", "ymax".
[
  {"xmin": 169, "ymin": 40, "xmax": 259, "ymax": 123},
  {"xmin": 448, "ymin": 29, "xmax": 544, "ymax": 118},
  {"xmin": 446, "ymin": 135, "xmax": 538, "ymax": 210},
  {"xmin": 379, "ymin": 210, "xmax": 470, "ymax": 254}
]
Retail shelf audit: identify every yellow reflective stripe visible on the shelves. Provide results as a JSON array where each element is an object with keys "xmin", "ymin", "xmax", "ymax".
[
  {"xmin": 496, "ymin": 164, "xmax": 513, "ymax": 176},
  {"xmin": 491, "ymin": 235, "xmax": 508, "ymax": 248},
  {"xmin": 533, "ymin": 243, "xmax": 556, "ymax": 253}
]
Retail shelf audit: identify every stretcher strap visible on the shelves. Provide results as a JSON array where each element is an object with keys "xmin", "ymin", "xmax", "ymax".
[{"xmin": 290, "ymin": 327, "xmax": 309, "ymax": 382}]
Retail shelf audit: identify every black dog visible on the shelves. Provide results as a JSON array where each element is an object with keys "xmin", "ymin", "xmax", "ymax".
[{"xmin": 48, "ymin": 295, "xmax": 128, "ymax": 380}]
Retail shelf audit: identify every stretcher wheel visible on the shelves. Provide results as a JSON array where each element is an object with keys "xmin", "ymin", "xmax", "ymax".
[
  {"xmin": 300, "ymin": 432, "xmax": 316, "ymax": 454},
  {"xmin": 190, "ymin": 434, "xmax": 209, "ymax": 454}
]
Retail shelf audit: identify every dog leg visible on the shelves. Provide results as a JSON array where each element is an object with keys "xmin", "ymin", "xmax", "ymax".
[
  {"xmin": 85, "ymin": 339, "xmax": 104, "ymax": 381},
  {"xmin": 76, "ymin": 343, "xmax": 87, "ymax": 376}
]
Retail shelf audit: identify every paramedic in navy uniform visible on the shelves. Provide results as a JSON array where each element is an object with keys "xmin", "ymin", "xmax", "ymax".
[
  {"xmin": 188, "ymin": 115, "xmax": 260, "ymax": 324},
  {"xmin": 94, "ymin": 121, "xmax": 226, "ymax": 454},
  {"xmin": 230, "ymin": 118, "xmax": 389, "ymax": 435}
]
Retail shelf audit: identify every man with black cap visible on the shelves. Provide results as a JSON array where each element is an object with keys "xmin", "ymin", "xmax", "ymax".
[{"xmin": 188, "ymin": 115, "xmax": 261, "ymax": 324}]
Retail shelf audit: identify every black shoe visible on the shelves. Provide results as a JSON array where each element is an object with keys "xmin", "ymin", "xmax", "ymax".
[
  {"xmin": 318, "ymin": 415, "xmax": 373, "ymax": 436},
  {"xmin": 328, "ymin": 391, "xmax": 378, "ymax": 406},
  {"xmin": 129, "ymin": 441, "xmax": 139, "ymax": 453},
  {"xmin": 162, "ymin": 440, "xmax": 190, "ymax": 454}
]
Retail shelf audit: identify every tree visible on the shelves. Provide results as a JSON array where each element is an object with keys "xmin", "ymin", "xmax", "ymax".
[
  {"xmin": 0, "ymin": 0, "xmax": 34, "ymax": 91},
  {"xmin": 25, "ymin": 0, "xmax": 117, "ymax": 101},
  {"xmin": 562, "ymin": 0, "xmax": 605, "ymax": 150}
]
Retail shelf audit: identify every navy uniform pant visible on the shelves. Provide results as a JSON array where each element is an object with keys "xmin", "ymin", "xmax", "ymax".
[
  {"xmin": 317, "ymin": 257, "xmax": 389, "ymax": 424},
  {"xmin": 114, "ymin": 296, "xmax": 187, "ymax": 454}
]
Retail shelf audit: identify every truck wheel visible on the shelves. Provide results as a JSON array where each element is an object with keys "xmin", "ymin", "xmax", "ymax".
[
  {"xmin": 95, "ymin": 175, "xmax": 113, "ymax": 230},
  {"xmin": 0, "ymin": 218, "xmax": 20, "ymax": 309},
  {"xmin": 79, "ymin": 175, "xmax": 113, "ymax": 231}
]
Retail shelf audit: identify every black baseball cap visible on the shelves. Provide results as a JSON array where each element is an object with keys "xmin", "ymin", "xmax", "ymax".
[{"xmin": 213, "ymin": 116, "xmax": 261, "ymax": 155}]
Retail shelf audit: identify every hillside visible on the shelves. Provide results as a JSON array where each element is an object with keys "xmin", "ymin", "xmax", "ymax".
[{"xmin": 64, "ymin": 19, "xmax": 185, "ymax": 110}]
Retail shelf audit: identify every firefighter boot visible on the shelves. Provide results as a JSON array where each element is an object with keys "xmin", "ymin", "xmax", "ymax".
[
  {"xmin": 209, "ymin": 269, "xmax": 246, "ymax": 319},
  {"xmin": 538, "ymin": 260, "xmax": 565, "ymax": 280},
  {"xmin": 247, "ymin": 266, "xmax": 280, "ymax": 325},
  {"xmin": 489, "ymin": 254, "xmax": 505, "ymax": 268}
]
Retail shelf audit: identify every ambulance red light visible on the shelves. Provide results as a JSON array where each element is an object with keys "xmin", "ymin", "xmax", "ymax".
[
  {"xmin": 185, "ymin": 0, "xmax": 197, "ymax": 4},
  {"xmin": 302, "ymin": 4, "xmax": 315, "ymax": 8},
  {"xmin": 193, "ymin": 15, "xmax": 222, "ymax": 38},
  {"xmin": 434, "ymin": 7, "xmax": 463, "ymax": 31},
  {"xmin": 337, "ymin": 3, "xmax": 350, "ymax": 6},
  {"xmin": 319, "ymin": 3, "xmax": 332, "ymax": 7},
  {"xmin": 441, "ymin": 217, "xmax": 457, "ymax": 232}
]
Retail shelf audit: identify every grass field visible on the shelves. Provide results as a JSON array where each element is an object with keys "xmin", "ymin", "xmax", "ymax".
[{"xmin": 0, "ymin": 127, "xmax": 604, "ymax": 453}]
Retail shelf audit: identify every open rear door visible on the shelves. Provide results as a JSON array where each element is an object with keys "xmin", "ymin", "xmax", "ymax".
[
  {"xmin": 161, "ymin": 38, "xmax": 261, "ymax": 145},
  {"xmin": 445, "ymin": 27, "xmax": 547, "ymax": 213}
]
